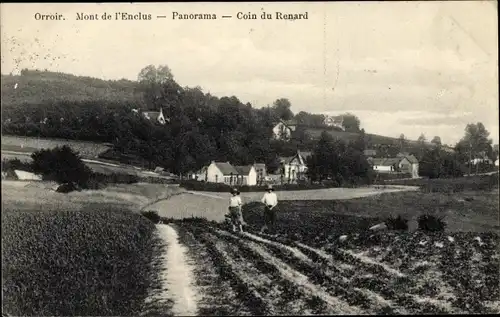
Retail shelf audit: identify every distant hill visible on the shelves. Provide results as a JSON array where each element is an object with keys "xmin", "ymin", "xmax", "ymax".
[
  {"xmin": 1, "ymin": 69, "xmax": 452, "ymax": 153},
  {"xmin": 0, "ymin": 70, "xmax": 143, "ymax": 109}
]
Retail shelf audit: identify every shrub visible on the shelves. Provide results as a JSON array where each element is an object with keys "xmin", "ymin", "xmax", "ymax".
[
  {"xmin": 385, "ymin": 215, "xmax": 409, "ymax": 231},
  {"xmin": 179, "ymin": 179, "xmax": 339, "ymax": 192},
  {"xmin": 141, "ymin": 210, "xmax": 161, "ymax": 224},
  {"xmin": 417, "ymin": 214, "xmax": 446, "ymax": 232},
  {"xmin": 1, "ymin": 158, "xmax": 34, "ymax": 173},
  {"xmin": 31, "ymin": 145, "xmax": 92, "ymax": 188}
]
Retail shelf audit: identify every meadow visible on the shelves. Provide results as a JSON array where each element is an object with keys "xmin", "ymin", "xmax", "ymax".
[{"xmin": 1, "ymin": 181, "xmax": 182, "ymax": 316}]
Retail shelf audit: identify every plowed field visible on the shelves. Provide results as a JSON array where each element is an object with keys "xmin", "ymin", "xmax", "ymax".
[{"xmin": 146, "ymin": 219, "xmax": 499, "ymax": 315}]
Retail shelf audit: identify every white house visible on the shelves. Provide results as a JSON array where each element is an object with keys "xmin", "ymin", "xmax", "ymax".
[
  {"xmin": 254, "ymin": 163, "xmax": 267, "ymax": 184},
  {"xmin": 235, "ymin": 165, "xmax": 257, "ymax": 186},
  {"xmin": 371, "ymin": 154, "xmax": 419, "ymax": 178},
  {"xmin": 272, "ymin": 120, "xmax": 297, "ymax": 140},
  {"xmin": 142, "ymin": 108, "xmax": 168, "ymax": 125},
  {"xmin": 279, "ymin": 150, "xmax": 311, "ymax": 182},
  {"xmin": 323, "ymin": 115, "xmax": 345, "ymax": 131},
  {"xmin": 206, "ymin": 161, "xmax": 240, "ymax": 184}
]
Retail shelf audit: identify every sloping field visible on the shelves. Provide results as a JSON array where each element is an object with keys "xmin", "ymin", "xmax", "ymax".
[
  {"xmin": 148, "ymin": 219, "xmax": 499, "ymax": 315},
  {"xmin": 192, "ymin": 185, "xmax": 419, "ymax": 202},
  {"xmin": 1, "ymin": 180, "xmax": 183, "ymax": 212},
  {"xmin": 2, "ymin": 135, "xmax": 111, "ymax": 158},
  {"xmin": 146, "ymin": 186, "xmax": 418, "ymax": 223}
]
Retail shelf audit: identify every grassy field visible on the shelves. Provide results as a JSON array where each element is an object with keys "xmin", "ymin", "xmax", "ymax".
[
  {"xmin": 383, "ymin": 173, "xmax": 499, "ymax": 193},
  {"xmin": 1, "ymin": 181, "xmax": 182, "ymax": 316},
  {"xmin": 1, "ymin": 70, "xmax": 141, "ymax": 108},
  {"xmin": 1, "ymin": 135, "xmax": 111, "ymax": 159}
]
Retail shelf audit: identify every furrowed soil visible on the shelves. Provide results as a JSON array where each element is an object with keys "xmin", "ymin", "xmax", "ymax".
[{"xmin": 152, "ymin": 218, "xmax": 500, "ymax": 315}]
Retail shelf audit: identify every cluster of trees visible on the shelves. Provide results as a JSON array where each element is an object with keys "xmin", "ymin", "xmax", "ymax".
[
  {"xmin": 3, "ymin": 65, "xmax": 496, "ymax": 180},
  {"xmin": 2, "ymin": 65, "xmax": 335, "ymax": 175},
  {"xmin": 306, "ymin": 131, "xmax": 373, "ymax": 185}
]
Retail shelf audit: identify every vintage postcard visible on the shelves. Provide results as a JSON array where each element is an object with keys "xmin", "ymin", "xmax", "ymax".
[{"xmin": 1, "ymin": 1, "xmax": 499, "ymax": 316}]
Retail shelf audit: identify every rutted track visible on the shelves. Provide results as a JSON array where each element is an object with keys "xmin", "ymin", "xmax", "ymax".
[
  {"xmin": 144, "ymin": 218, "xmax": 498, "ymax": 315},
  {"xmin": 160, "ymin": 220, "xmax": 486, "ymax": 315}
]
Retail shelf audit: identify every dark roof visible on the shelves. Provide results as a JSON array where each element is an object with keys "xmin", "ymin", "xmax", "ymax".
[
  {"xmin": 143, "ymin": 111, "xmax": 160, "ymax": 119},
  {"xmin": 372, "ymin": 158, "xmax": 402, "ymax": 166},
  {"xmin": 213, "ymin": 162, "xmax": 239, "ymax": 175},
  {"xmin": 299, "ymin": 151, "xmax": 312, "ymax": 159},
  {"xmin": 405, "ymin": 155, "xmax": 419, "ymax": 164},
  {"xmin": 282, "ymin": 119, "xmax": 298, "ymax": 126},
  {"xmin": 235, "ymin": 165, "xmax": 254, "ymax": 175},
  {"xmin": 254, "ymin": 163, "xmax": 266, "ymax": 170},
  {"xmin": 364, "ymin": 149, "xmax": 377, "ymax": 156},
  {"xmin": 279, "ymin": 156, "xmax": 294, "ymax": 164}
]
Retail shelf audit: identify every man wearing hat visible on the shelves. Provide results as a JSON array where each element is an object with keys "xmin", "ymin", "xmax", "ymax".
[
  {"xmin": 260, "ymin": 184, "xmax": 278, "ymax": 234},
  {"xmin": 228, "ymin": 187, "xmax": 244, "ymax": 232}
]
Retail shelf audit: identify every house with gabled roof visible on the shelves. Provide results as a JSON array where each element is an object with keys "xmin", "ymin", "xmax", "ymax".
[
  {"xmin": 371, "ymin": 153, "xmax": 419, "ymax": 178},
  {"xmin": 234, "ymin": 165, "xmax": 257, "ymax": 186},
  {"xmin": 323, "ymin": 115, "xmax": 345, "ymax": 131},
  {"xmin": 206, "ymin": 161, "xmax": 240, "ymax": 184},
  {"xmin": 272, "ymin": 119, "xmax": 299, "ymax": 140},
  {"xmin": 279, "ymin": 150, "xmax": 312, "ymax": 183},
  {"xmin": 142, "ymin": 108, "xmax": 168, "ymax": 125}
]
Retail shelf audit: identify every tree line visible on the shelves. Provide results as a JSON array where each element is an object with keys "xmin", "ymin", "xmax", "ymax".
[{"xmin": 2, "ymin": 65, "xmax": 497, "ymax": 180}]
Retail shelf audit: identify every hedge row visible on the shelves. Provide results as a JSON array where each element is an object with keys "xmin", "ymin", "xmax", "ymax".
[{"xmin": 179, "ymin": 179, "xmax": 339, "ymax": 192}]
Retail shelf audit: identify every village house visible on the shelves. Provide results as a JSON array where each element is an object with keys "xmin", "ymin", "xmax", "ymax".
[
  {"xmin": 279, "ymin": 150, "xmax": 312, "ymax": 183},
  {"xmin": 139, "ymin": 108, "xmax": 168, "ymax": 125},
  {"xmin": 370, "ymin": 154, "xmax": 419, "ymax": 178},
  {"xmin": 272, "ymin": 119, "xmax": 298, "ymax": 140},
  {"xmin": 323, "ymin": 115, "xmax": 345, "ymax": 131},
  {"xmin": 205, "ymin": 161, "xmax": 240, "ymax": 184},
  {"xmin": 252, "ymin": 163, "xmax": 267, "ymax": 185},
  {"xmin": 363, "ymin": 149, "xmax": 377, "ymax": 157},
  {"xmin": 272, "ymin": 116, "xmax": 346, "ymax": 141},
  {"xmin": 234, "ymin": 165, "xmax": 257, "ymax": 186},
  {"xmin": 193, "ymin": 161, "xmax": 267, "ymax": 185}
]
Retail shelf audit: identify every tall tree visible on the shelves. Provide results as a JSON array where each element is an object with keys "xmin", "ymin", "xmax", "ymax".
[
  {"xmin": 273, "ymin": 98, "xmax": 294, "ymax": 121},
  {"xmin": 398, "ymin": 133, "xmax": 408, "ymax": 152},
  {"xmin": 455, "ymin": 122, "xmax": 494, "ymax": 162},
  {"xmin": 417, "ymin": 133, "xmax": 426, "ymax": 143},
  {"xmin": 340, "ymin": 113, "xmax": 361, "ymax": 133},
  {"xmin": 138, "ymin": 64, "xmax": 178, "ymax": 110},
  {"xmin": 431, "ymin": 136, "xmax": 442, "ymax": 146}
]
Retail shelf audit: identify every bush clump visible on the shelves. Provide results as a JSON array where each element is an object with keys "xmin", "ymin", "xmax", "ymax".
[
  {"xmin": 179, "ymin": 179, "xmax": 336, "ymax": 192},
  {"xmin": 385, "ymin": 215, "xmax": 409, "ymax": 231},
  {"xmin": 417, "ymin": 214, "xmax": 447, "ymax": 232},
  {"xmin": 141, "ymin": 210, "xmax": 161, "ymax": 224},
  {"xmin": 31, "ymin": 145, "xmax": 92, "ymax": 189}
]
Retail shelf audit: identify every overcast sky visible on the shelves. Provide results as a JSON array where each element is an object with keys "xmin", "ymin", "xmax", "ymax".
[{"xmin": 1, "ymin": 2, "xmax": 498, "ymax": 145}]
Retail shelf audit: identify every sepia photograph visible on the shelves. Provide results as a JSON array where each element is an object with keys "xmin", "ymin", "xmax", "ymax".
[{"xmin": 1, "ymin": 1, "xmax": 499, "ymax": 316}]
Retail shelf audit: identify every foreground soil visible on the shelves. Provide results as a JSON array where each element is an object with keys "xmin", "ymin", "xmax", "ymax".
[{"xmin": 155, "ymin": 218, "xmax": 499, "ymax": 315}]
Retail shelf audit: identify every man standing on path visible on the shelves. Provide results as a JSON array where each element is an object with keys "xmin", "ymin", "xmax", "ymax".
[
  {"xmin": 228, "ymin": 188, "xmax": 244, "ymax": 232},
  {"xmin": 260, "ymin": 184, "xmax": 278, "ymax": 234}
]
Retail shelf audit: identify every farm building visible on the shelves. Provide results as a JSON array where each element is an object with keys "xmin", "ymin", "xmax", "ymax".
[
  {"xmin": 254, "ymin": 163, "xmax": 267, "ymax": 184},
  {"xmin": 363, "ymin": 149, "xmax": 377, "ymax": 157},
  {"xmin": 272, "ymin": 119, "xmax": 298, "ymax": 140},
  {"xmin": 323, "ymin": 115, "xmax": 345, "ymax": 131},
  {"xmin": 205, "ymin": 161, "xmax": 240, "ymax": 185},
  {"xmin": 196, "ymin": 162, "xmax": 267, "ymax": 185},
  {"xmin": 142, "ymin": 108, "xmax": 167, "ymax": 125},
  {"xmin": 370, "ymin": 154, "xmax": 419, "ymax": 178},
  {"xmin": 279, "ymin": 150, "xmax": 311, "ymax": 183},
  {"xmin": 234, "ymin": 165, "xmax": 257, "ymax": 186}
]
